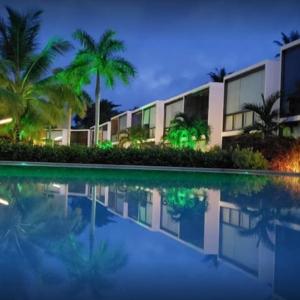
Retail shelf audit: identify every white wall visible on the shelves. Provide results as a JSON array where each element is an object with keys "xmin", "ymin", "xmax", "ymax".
[
  {"xmin": 154, "ymin": 101, "xmax": 165, "ymax": 144},
  {"xmin": 208, "ymin": 83, "xmax": 224, "ymax": 148}
]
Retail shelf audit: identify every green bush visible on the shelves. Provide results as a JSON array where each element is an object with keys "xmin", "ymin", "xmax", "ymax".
[
  {"xmin": 231, "ymin": 147, "xmax": 268, "ymax": 170},
  {"xmin": 0, "ymin": 141, "xmax": 267, "ymax": 170}
]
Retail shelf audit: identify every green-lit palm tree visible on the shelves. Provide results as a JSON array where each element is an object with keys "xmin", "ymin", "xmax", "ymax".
[
  {"xmin": 274, "ymin": 31, "xmax": 300, "ymax": 56},
  {"xmin": 165, "ymin": 112, "xmax": 210, "ymax": 150},
  {"xmin": 72, "ymin": 29, "xmax": 136, "ymax": 145},
  {"xmin": 208, "ymin": 67, "xmax": 231, "ymax": 82},
  {"xmin": 52, "ymin": 67, "xmax": 91, "ymax": 145},
  {"xmin": 242, "ymin": 92, "xmax": 281, "ymax": 138},
  {"xmin": 0, "ymin": 7, "xmax": 74, "ymax": 142}
]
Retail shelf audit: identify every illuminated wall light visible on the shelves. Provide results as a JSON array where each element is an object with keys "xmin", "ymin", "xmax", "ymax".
[
  {"xmin": 0, "ymin": 198, "xmax": 9, "ymax": 206},
  {"xmin": 0, "ymin": 117, "xmax": 13, "ymax": 125},
  {"xmin": 54, "ymin": 136, "xmax": 63, "ymax": 141},
  {"xmin": 52, "ymin": 184, "xmax": 61, "ymax": 189}
]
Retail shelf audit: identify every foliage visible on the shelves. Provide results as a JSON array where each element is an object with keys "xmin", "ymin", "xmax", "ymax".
[
  {"xmin": 0, "ymin": 141, "xmax": 268, "ymax": 170},
  {"xmin": 0, "ymin": 7, "xmax": 76, "ymax": 142},
  {"xmin": 231, "ymin": 147, "xmax": 268, "ymax": 170},
  {"xmin": 72, "ymin": 29, "xmax": 136, "ymax": 144},
  {"xmin": 164, "ymin": 113, "xmax": 210, "ymax": 150},
  {"xmin": 119, "ymin": 125, "xmax": 149, "ymax": 149},
  {"xmin": 223, "ymin": 133, "xmax": 297, "ymax": 161},
  {"xmin": 274, "ymin": 30, "xmax": 300, "ymax": 56},
  {"xmin": 270, "ymin": 139, "xmax": 300, "ymax": 173},
  {"xmin": 242, "ymin": 92, "xmax": 281, "ymax": 138},
  {"xmin": 74, "ymin": 99, "xmax": 121, "ymax": 129},
  {"xmin": 97, "ymin": 140, "xmax": 113, "ymax": 150},
  {"xmin": 208, "ymin": 67, "xmax": 231, "ymax": 82}
]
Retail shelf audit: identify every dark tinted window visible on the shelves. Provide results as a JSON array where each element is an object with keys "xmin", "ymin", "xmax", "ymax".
[
  {"xmin": 184, "ymin": 89, "xmax": 209, "ymax": 122},
  {"xmin": 281, "ymin": 44, "xmax": 300, "ymax": 116}
]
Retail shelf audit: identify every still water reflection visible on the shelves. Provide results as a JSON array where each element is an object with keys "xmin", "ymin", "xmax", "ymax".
[{"xmin": 0, "ymin": 168, "xmax": 300, "ymax": 300}]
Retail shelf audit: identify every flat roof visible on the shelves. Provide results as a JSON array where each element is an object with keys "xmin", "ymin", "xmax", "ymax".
[
  {"xmin": 281, "ymin": 39, "xmax": 300, "ymax": 52},
  {"xmin": 163, "ymin": 82, "xmax": 221, "ymax": 105},
  {"xmin": 223, "ymin": 60, "xmax": 274, "ymax": 82},
  {"xmin": 131, "ymin": 100, "xmax": 161, "ymax": 114}
]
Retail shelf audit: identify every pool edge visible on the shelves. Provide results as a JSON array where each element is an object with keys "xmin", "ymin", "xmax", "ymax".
[{"xmin": 0, "ymin": 160, "xmax": 299, "ymax": 177}]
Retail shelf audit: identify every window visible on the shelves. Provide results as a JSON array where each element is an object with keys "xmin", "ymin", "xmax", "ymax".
[
  {"xmin": 224, "ymin": 68, "xmax": 265, "ymax": 131},
  {"xmin": 132, "ymin": 111, "xmax": 142, "ymax": 127},
  {"xmin": 119, "ymin": 115, "xmax": 127, "ymax": 131},
  {"xmin": 165, "ymin": 98, "xmax": 184, "ymax": 128},
  {"xmin": 226, "ymin": 69, "xmax": 265, "ymax": 115},
  {"xmin": 281, "ymin": 44, "xmax": 300, "ymax": 116},
  {"xmin": 184, "ymin": 89, "xmax": 209, "ymax": 122},
  {"xmin": 143, "ymin": 106, "xmax": 156, "ymax": 128},
  {"xmin": 233, "ymin": 113, "xmax": 243, "ymax": 130}
]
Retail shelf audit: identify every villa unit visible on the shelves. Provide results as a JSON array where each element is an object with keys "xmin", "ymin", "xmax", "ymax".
[
  {"xmin": 222, "ymin": 60, "xmax": 280, "ymax": 143},
  {"xmin": 110, "ymin": 111, "xmax": 132, "ymax": 144},
  {"xmin": 163, "ymin": 82, "xmax": 224, "ymax": 148},
  {"xmin": 131, "ymin": 100, "xmax": 164, "ymax": 145}
]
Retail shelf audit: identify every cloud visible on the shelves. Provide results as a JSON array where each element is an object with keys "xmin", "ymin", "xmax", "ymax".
[{"xmin": 139, "ymin": 69, "xmax": 173, "ymax": 90}]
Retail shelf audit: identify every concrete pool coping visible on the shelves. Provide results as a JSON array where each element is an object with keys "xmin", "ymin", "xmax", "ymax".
[{"xmin": 0, "ymin": 160, "xmax": 299, "ymax": 177}]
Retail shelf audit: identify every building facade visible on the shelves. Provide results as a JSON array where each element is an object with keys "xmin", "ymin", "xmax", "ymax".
[{"xmin": 49, "ymin": 40, "xmax": 300, "ymax": 148}]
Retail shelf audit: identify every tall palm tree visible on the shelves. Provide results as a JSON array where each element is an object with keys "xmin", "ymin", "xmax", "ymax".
[
  {"xmin": 242, "ymin": 91, "xmax": 281, "ymax": 138},
  {"xmin": 208, "ymin": 67, "xmax": 231, "ymax": 82},
  {"xmin": 72, "ymin": 29, "xmax": 136, "ymax": 145},
  {"xmin": 274, "ymin": 31, "xmax": 300, "ymax": 56},
  {"xmin": 0, "ymin": 7, "xmax": 73, "ymax": 142}
]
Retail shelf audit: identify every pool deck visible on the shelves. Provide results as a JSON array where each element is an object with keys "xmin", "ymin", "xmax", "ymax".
[{"xmin": 0, "ymin": 160, "xmax": 299, "ymax": 177}]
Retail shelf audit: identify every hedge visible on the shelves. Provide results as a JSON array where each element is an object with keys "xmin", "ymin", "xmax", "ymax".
[{"xmin": 0, "ymin": 141, "xmax": 268, "ymax": 170}]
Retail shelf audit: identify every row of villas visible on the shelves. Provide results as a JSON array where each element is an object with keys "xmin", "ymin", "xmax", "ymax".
[{"xmin": 53, "ymin": 40, "xmax": 300, "ymax": 147}]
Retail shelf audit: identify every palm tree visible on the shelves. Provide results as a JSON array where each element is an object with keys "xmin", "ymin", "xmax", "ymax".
[
  {"xmin": 52, "ymin": 67, "xmax": 91, "ymax": 145},
  {"xmin": 208, "ymin": 67, "xmax": 231, "ymax": 82},
  {"xmin": 165, "ymin": 112, "xmax": 210, "ymax": 150},
  {"xmin": 72, "ymin": 29, "xmax": 136, "ymax": 145},
  {"xmin": 242, "ymin": 92, "xmax": 281, "ymax": 138},
  {"xmin": 119, "ymin": 125, "xmax": 149, "ymax": 148},
  {"xmin": 0, "ymin": 7, "xmax": 74, "ymax": 142},
  {"xmin": 274, "ymin": 31, "xmax": 300, "ymax": 56}
]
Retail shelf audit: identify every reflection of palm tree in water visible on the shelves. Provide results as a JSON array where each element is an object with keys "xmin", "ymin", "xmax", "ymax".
[
  {"xmin": 163, "ymin": 188, "xmax": 208, "ymax": 221},
  {"xmin": 0, "ymin": 182, "xmax": 127, "ymax": 299},
  {"xmin": 239, "ymin": 204, "xmax": 276, "ymax": 250}
]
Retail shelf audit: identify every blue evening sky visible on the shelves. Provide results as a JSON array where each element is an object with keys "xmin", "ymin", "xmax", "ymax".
[{"xmin": 1, "ymin": 0, "xmax": 300, "ymax": 110}]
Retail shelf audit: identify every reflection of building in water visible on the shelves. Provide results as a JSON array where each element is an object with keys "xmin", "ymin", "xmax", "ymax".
[{"xmin": 44, "ymin": 182, "xmax": 300, "ymax": 300}]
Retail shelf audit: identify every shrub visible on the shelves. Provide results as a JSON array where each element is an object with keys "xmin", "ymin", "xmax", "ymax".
[
  {"xmin": 231, "ymin": 147, "xmax": 268, "ymax": 170},
  {"xmin": 270, "ymin": 139, "xmax": 300, "ymax": 172},
  {"xmin": 223, "ymin": 134, "xmax": 296, "ymax": 161},
  {"xmin": 0, "ymin": 141, "xmax": 268, "ymax": 170}
]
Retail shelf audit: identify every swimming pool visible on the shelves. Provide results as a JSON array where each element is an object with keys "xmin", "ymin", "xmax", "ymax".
[{"xmin": 0, "ymin": 165, "xmax": 299, "ymax": 300}]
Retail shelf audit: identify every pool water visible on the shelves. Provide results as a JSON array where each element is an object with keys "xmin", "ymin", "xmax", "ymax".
[{"xmin": 0, "ymin": 166, "xmax": 300, "ymax": 300}]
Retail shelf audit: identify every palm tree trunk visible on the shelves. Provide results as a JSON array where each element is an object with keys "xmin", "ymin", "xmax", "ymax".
[
  {"xmin": 94, "ymin": 71, "xmax": 101, "ymax": 146},
  {"xmin": 67, "ymin": 107, "xmax": 72, "ymax": 146},
  {"xmin": 89, "ymin": 185, "xmax": 97, "ymax": 259}
]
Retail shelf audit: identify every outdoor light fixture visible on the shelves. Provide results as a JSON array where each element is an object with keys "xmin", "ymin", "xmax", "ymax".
[
  {"xmin": 0, "ymin": 198, "xmax": 9, "ymax": 206},
  {"xmin": 54, "ymin": 136, "xmax": 63, "ymax": 141},
  {"xmin": 52, "ymin": 184, "xmax": 61, "ymax": 189},
  {"xmin": 0, "ymin": 117, "xmax": 13, "ymax": 125}
]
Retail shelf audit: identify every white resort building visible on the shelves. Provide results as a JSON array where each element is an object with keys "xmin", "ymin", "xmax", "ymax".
[{"xmin": 53, "ymin": 40, "xmax": 300, "ymax": 148}]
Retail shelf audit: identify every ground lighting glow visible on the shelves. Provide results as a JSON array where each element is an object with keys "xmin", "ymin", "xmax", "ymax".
[
  {"xmin": 0, "ymin": 117, "xmax": 13, "ymax": 125},
  {"xmin": 0, "ymin": 198, "xmax": 9, "ymax": 206}
]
